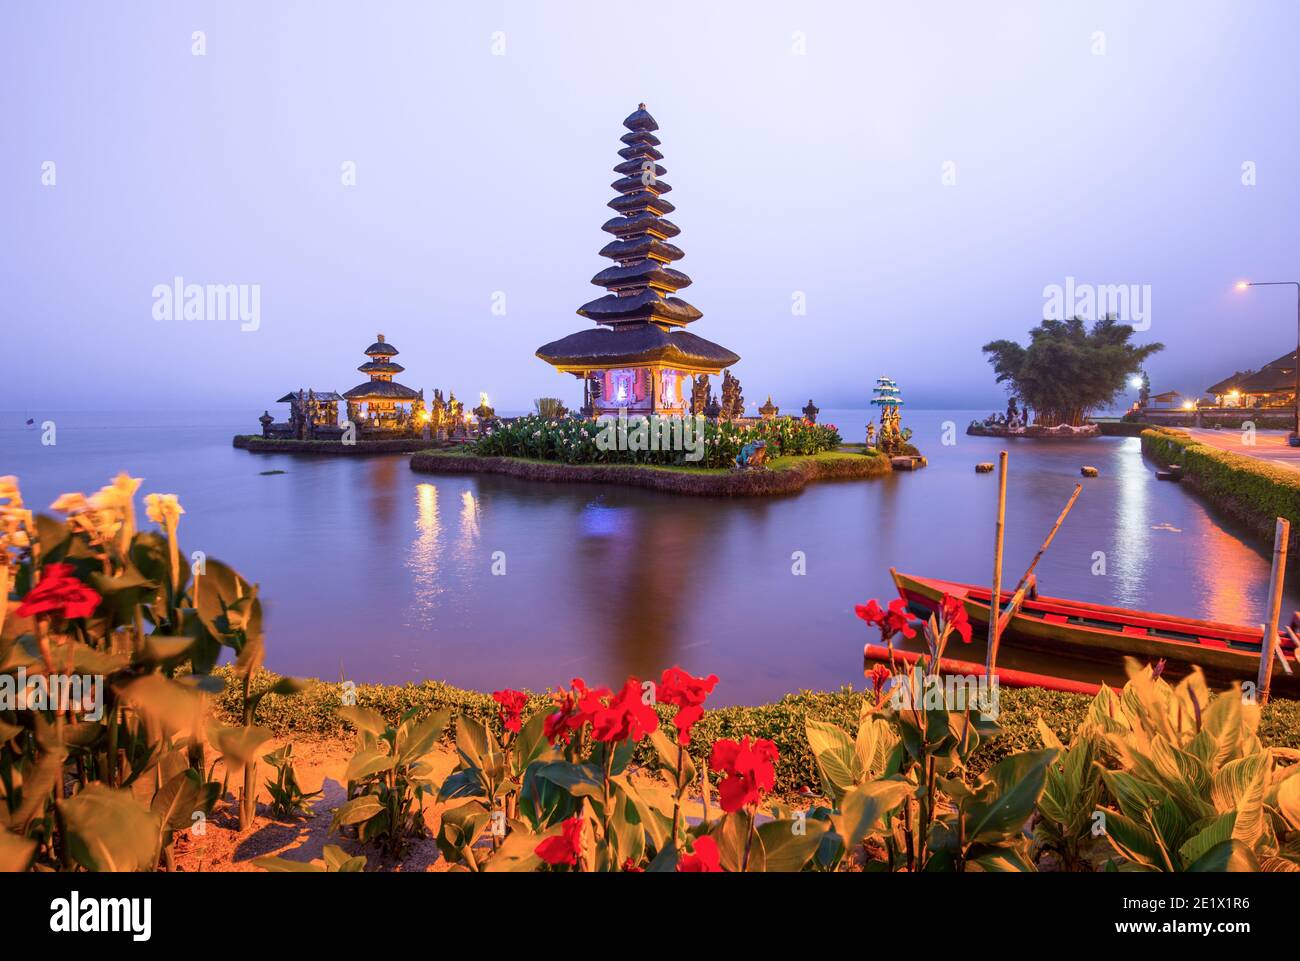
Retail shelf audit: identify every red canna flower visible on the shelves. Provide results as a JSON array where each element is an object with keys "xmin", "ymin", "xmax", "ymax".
[
  {"xmin": 543, "ymin": 678, "xmax": 612, "ymax": 745},
  {"xmin": 591, "ymin": 678, "xmax": 659, "ymax": 743},
  {"xmin": 940, "ymin": 594, "xmax": 972, "ymax": 644},
  {"xmin": 621, "ymin": 857, "xmax": 644, "ymax": 873},
  {"xmin": 677, "ymin": 835, "xmax": 721, "ymax": 872},
  {"xmin": 535, "ymin": 815, "xmax": 585, "ymax": 867},
  {"xmin": 658, "ymin": 666, "xmax": 719, "ymax": 746},
  {"xmin": 15, "ymin": 563, "xmax": 101, "ymax": 620},
  {"xmin": 868, "ymin": 663, "xmax": 892, "ymax": 695},
  {"xmin": 855, "ymin": 598, "xmax": 916, "ymax": 642},
  {"xmin": 709, "ymin": 736, "xmax": 779, "ymax": 813},
  {"xmin": 491, "ymin": 689, "xmax": 528, "ymax": 733}
]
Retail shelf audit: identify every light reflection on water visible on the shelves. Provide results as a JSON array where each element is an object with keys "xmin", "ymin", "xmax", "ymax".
[{"xmin": 4, "ymin": 408, "xmax": 1297, "ymax": 704}]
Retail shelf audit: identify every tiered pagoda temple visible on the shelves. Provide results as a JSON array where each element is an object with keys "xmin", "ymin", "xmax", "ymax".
[
  {"xmin": 343, "ymin": 334, "xmax": 423, "ymax": 430},
  {"xmin": 536, "ymin": 104, "xmax": 739, "ymax": 417}
]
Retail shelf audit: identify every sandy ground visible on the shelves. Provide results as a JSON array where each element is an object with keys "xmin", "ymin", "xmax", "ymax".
[{"xmin": 171, "ymin": 737, "xmax": 451, "ymax": 872}]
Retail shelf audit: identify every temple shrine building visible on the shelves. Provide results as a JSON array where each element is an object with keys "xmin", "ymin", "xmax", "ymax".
[
  {"xmin": 343, "ymin": 334, "xmax": 424, "ymax": 430},
  {"xmin": 536, "ymin": 105, "xmax": 739, "ymax": 417}
]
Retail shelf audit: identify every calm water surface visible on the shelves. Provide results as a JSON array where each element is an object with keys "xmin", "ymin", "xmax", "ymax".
[{"xmin": 2, "ymin": 409, "xmax": 1293, "ymax": 704}]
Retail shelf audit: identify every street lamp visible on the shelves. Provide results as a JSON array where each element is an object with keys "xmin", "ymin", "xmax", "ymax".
[{"xmin": 1236, "ymin": 280, "xmax": 1300, "ymax": 440}]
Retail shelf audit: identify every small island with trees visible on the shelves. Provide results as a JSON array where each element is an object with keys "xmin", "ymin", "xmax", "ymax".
[{"xmin": 968, "ymin": 315, "xmax": 1164, "ymax": 438}]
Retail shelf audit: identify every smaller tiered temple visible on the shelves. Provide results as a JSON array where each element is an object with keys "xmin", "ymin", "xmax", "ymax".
[
  {"xmin": 536, "ymin": 105, "xmax": 740, "ymax": 417},
  {"xmin": 342, "ymin": 334, "xmax": 424, "ymax": 431}
]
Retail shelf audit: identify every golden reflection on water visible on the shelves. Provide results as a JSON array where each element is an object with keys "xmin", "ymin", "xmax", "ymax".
[
  {"xmin": 460, "ymin": 489, "xmax": 480, "ymax": 546},
  {"xmin": 1111, "ymin": 437, "xmax": 1150, "ymax": 606},
  {"xmin": 1193, "ymin": 523, "xmax": 1259, "ymax": 624},
  {"xmin": 408, "ymin": 482, "xmax": 442, "ymax": 616}
]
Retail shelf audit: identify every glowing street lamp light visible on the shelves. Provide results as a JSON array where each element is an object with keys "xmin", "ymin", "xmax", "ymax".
[
  {"xmin": 1128, "ymin": 375, "xmax": 1144, "ymax": 390},
  {"xmin": 1236, "ymin": 279, "xmax": 1300, "ymax": 438}
]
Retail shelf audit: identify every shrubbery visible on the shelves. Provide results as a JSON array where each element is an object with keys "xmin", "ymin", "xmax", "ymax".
[
  {"xmin": 469, "ymin": 414, "xmax": 841, "ymax": 469},
  {"xmin": 1142, "ymin": 427, "xmax": 1300, "ymax": 545}
]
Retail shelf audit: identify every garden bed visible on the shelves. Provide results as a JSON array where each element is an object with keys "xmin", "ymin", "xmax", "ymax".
[
  {"xmin": 216, "ymin": 667, "xmax": 1300, "ymax": 800},
  {"xmin": 233, "ymin": 435, "xmax": 435, "ymax": 455},
  {"xmin": 409, "ymin": 448, "xmax": 892, "ymax": 496}
]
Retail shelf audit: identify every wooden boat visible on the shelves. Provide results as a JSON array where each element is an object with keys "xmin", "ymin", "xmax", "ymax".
[{"xmin": 890, "ymin": 569, "xmax": 1299, "ymax": 695}]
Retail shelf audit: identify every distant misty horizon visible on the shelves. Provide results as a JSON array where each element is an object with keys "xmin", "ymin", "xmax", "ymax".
[{"xmin": 5, "ymin": 1, "xmax": 1299, "ymax": 416}]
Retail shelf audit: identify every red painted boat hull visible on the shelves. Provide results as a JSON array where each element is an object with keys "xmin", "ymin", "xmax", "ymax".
[{"xmin": 863, "ymin": 643, "xmax": 1101, "ymax": 695}]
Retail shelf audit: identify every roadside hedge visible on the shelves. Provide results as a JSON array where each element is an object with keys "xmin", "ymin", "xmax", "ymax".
[
  {"xmin": 1141, "ymin": 426, "xmax": 1300, "ymax": 547},
  {"xmin": 215, "ymin": 668, "xmax": 1300, "ymax": 798}
]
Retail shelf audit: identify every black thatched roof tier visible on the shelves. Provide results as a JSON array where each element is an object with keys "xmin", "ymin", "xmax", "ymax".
[
  {"xmin": 618, "ymin": 144, "xmax": 663, "ymax": 163},
  {"xmin": 537, "ymin": 326, "xmax": 738, "ymax": 372},
  {"xmin": 365, "ymin": 338, "xmax": 398, "ymax": 356},
  {"xmin": 598, "ymin": 237, "xmax": 684, "ymax": 262},
  {"xmin": 608, "ymin": 191, "xmax": 675, "ymax": 216},
  {"xmin": 1206, "ymin": 372, "xmax": 1253, "ymax": 395},
  {"xmin": 620, "ymin": 130, "xmax": 660, "ymax": 147},
  {"xmin": 601, "ymin": 213, "xmax": 680, "ymax": 239},
  {"xmin": 342, "ymin": 380, "xmax": 421, "ymax": 400},
  {"xmin": 358, "ymin": 360, "xmax": 405, "ymax": 374},
  {"xmin": 276, "ymin": 391, "xmax": 343, "ymax": 403},
  {"xmin": 590, "ymin": 261, "xmax": 691, "ymax": 291},
  {"xmin": 613, "ymin": 160, "xmax": 666, "ymax": 178},
  {"xmin": 623, "ymin": 105, "xmax": 659, "ymax": 131},
  {"xmin": 611, "ymin": 175, "xmax": 672, "ymax": 195},
  {"xmin": 578, "ymin": 290, "xmax": 702, "ymax": 326}
]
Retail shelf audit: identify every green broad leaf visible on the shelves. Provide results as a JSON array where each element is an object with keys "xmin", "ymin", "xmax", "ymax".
[
  {"xmin": 1212, "ymin": 754, "xmax": 1268, "ymax": 813},
  {"xmin": 1186, "ymin": 839, "xmax": 1260, "ymax": 872},
  {"xmin": 1100, "ymin": 769, "xmax": 1167, "ymax": 823},
  {"xmin": 136, "ymin": 634, "xmax": 194, "ymax": 665},
  {"xmin": 1178, "ymin": 811, "xmax": 1236, "ymax": 866},
  {"xmin": 833, "ymin": 778, "xmax": 913, "ymax": 851},
  {"xmin": 177, "ymin": 673, "xmax": 226, "ymax": 695},
  {"xmin": 1098, "ymin": 808, "xmax": 1164, "ymax": 870},
  {"xmin": 439, "ymin": 768, "xmax": 487, "ymax": 802},
  {"xmin": 648, "ymin": 728, "xmax": 696, "ymax": 785},
  {"xmin": 805, "ymin": 718, "xmax": 861, "ymax": 803},
  {"xmin": 337, "ymin": 705, "xmax": 387, "ymax": 735},
  {"xmin": 964, "ymin": 842, "xmax": 1036, "ymax": 872},
  {"xmin": 711, "ymin": 811, "xmax": 762, "ymax": 872},
  {"xmin": 963, "ymin": 749, "xmax": 1056, "ymax": 844},
  {"xmin": 269, "ymin": 676, "xmax": 309, "ymax": 697},
  {"xmin": 208, "ymin": 724, "xmax": 274, "ymax": 767},
  {"xmin": 396, "ymin": 709, "xmax": 450, "ymax": 765},
  {"xmin": 330, "ymin": 794, "xmax": 384, "ymax": 829},
  {"xmin": 58, "ymin": 785, "xmax": 162, "ymax": 872},
  {"xmin": 455, "ymin": 714, "xmax": 503, "ymax": 776},
  {"xmin": 512, "ymin": 707, "xmax": 555, "ymax": 771},
  {"xmin": 152, "ymin": 768, "xmax": 218, "ymax": 838},
  {"xmin": 533, "ymin": 761, "xmax": 606, "ymax": 800},
  {"xmin": 345, "ymin": 746, "xmax": 396, "ymax": 782},
  {"xmin": 756, "ymin": 818, "xmax": 826, "ymax": 872},
  {"xmin": 121, "ymin": 674, "xmax": 201, "ymax": 733},
  {"xmin": 252, "ymin": 855, "xmax": 325, "ymax": 872},
  {"xmin": 1276, "ymin": 772, "xmax": 1300, "ymax": 831},
  {"xmin": 483, "ymin": 821, "xmax": 547, "ymax": 872},
  {"xmin": 14, "ymin": 748, "xmax": 68, "ymax": 831},
  {"xmin": 1230, "ymin": 763, "xmax": 1267, "ymax": 849},
  {"xmin": 321, "ymin": 844, "xmax": 367, "ymax": 872},
  {"xmin": 0, "ymin": 830, "xmax": 36, "ymax": 872}
]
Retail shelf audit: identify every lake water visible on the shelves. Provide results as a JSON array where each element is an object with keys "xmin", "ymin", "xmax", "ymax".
[{"xmin": 3, "ymin": 408, "xmax": 1294, "ymax": 705}]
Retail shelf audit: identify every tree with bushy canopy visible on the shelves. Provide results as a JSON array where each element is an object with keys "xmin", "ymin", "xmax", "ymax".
[{"xmin": 982, "ymin": 316, "xmax": 1163, "ymax": 427}]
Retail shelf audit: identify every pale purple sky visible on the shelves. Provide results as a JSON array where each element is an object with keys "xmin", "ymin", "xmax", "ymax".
[{"xmin": 4, "ymin": 0, "xmax": 1298, "ymax": 414}]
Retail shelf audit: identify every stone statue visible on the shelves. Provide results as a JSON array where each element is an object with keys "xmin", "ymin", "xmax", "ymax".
[
  {"xmin": 690, "ymin": 374, "xmax": 710, "ymax": 416},
  {"xmin": 720, "ymin": 370, "xmax": 745, "ymax": 421},
  {"xmin": 735, "ymin": 439, "xmax": 768, "ymax": 469},
  {"xmin": 758, "ymin": 396, "xmax": 778, "ymax": 420},
  {"xmin": 259, "ymin": 410, "xmax": 274, "ymax": 437},
  {"xmin": 866, "ymin": 423, "xmax": 875, "ymax": 447},
  {"xmin": 802, "ymin": 399, "xmax": 819, "ymax": 423}
]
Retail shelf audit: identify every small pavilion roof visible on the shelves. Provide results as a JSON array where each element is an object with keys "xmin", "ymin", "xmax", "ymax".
[
  {"xmin": 365, "ymin": 334, "xmax": 399, "ymax": 356},
  {"xmin": 358, "ymin": 360, "xmax": 405, "ymax": 374},
  {"xmin": 276, "ymin": 391, "xmax": 343, "ymax": 403}
]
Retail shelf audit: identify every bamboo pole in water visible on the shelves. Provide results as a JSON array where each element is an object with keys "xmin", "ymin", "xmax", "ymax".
[
  {"xmin": 1257, "ymin": 516, "xmax": 1289, "ymax": 706},
  {"xmin": 988, "ymin": 483, "xmax": 1084, "ymax": 673},
  {"xmin": 985, "ymin": 451, "xmax": 1008, "ymax": 678}
]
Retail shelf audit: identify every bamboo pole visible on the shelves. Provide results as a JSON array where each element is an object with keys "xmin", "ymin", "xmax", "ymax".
[
  {"xmin": 1257, "ymin": 516, "xmax": 1289, "ymax": 705},
  {"xmin": 988, "ymin": 484, "xmax": 1084, "ymax": 674},
  {"xmin": 985, "ymin": 451, "xmax": 1008, "ymax": 678}
]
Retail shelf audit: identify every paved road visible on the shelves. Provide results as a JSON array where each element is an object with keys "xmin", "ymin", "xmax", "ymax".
[{"xmin": 1184, "ymin": 427, "xmax": 1300, "ymax": 472}]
